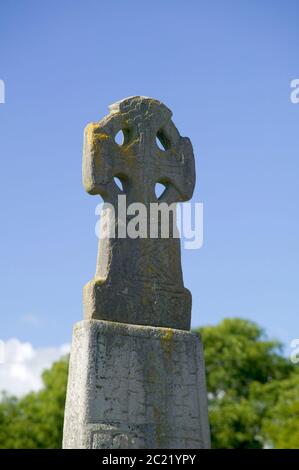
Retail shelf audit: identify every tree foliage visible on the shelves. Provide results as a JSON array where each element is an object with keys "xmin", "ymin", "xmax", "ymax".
[
  {"xmin": 0, "ymin": 357, "xmax": 68, "ymax": 448},
  {"xmin": 194, "ymin": 318, "xmax": 296, "ymax": 448},
  {"xmin": 0, "ymin": 318, "xmax": 298, "ymax": 448}
]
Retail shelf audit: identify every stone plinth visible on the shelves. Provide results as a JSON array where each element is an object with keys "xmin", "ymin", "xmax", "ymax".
[{"xmin": 63, "ymin": 320, "xmax": 210, "ymax": 449}]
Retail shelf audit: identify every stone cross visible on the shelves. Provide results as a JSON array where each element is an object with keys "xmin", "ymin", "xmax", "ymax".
[
  {"xmin": 83, "ymin": 96, "xmax": 195, "ymax": 330},
  {"xmin": 63, "ymin": 97, "xmax": 211, "ymax": 449}
]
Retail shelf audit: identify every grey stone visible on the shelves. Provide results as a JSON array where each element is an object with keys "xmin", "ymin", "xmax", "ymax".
[
  {"xmin": 63, "ymin": 97, "xmax": 210, "ymax": 449},
  {"xmin": 82, "ymin": 96, "xmax": 195, "ymax": 330},
  {"xmin": 63, "ymin": 320, "xmax": 210, "ymax": 449}
]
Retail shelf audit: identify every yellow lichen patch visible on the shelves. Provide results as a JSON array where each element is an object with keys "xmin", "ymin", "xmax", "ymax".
[
  {"xmin": 85, "ymin": 123, "xmax": 109, "ymax": 147},
  {"xmin": 93, "ymin": 277, "xmax": 106, "ymax": 286},
  {"xmin": 160, "ymin": 328, "xmax": 175, "ymax": 359},
  {"xmin": 160, "ymin": 328, "xmax": 174, "ymax": 343},
  {"xmin": 85, "ymin": 123, "xmax": 98, "ymax": 146},
  {"xmin": 98, "ymin": 133, "xmax": 110, "ymax": 141}
]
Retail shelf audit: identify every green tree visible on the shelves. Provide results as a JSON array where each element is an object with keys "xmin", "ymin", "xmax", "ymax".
[
  {"xmin": 252, "ymin": 368, "xmax": 299, "ymax": 448},
  {"xmin": 194, "ymin": 318, "xmax": 295, "ymax": 448},
  {"xmin": 0, "ymin": 318, "xmax": 298, "ymax": 448},
  {"xmin": 0, "ymin": 356, "xmax": 68, "ymax": 448}
]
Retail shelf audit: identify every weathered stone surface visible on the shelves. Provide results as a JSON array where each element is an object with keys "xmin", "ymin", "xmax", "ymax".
[
  {"xmin": 63, "ymin": 320, "xmax": 210, "ymax": 449},
  {"xmin": 82, "ymin": 96, "xmax": 195, "ymax": 330},
  {"xmin": 63, "ymin": 97, "xmax": 210, "ymax": 449}
]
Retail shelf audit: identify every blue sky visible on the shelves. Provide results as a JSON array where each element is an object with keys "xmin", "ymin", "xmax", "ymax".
[{"xmin": 0, "ymin": 0, "xmax": 298, "ymax": 354}]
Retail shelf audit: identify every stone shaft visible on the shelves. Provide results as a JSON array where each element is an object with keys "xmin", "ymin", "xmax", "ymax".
[
  {"xmin": 63, "ymin": 320, "xmax": 210, "ymax": 449},
  {"xmin": 82, "ymin": 96, "xmax": 195, "ymax": 330}
]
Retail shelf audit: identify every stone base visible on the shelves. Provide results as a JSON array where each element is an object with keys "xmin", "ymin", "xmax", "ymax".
[{"xmin": 63, "ymin": 320, "xmax": 210, "ymax": 449}]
